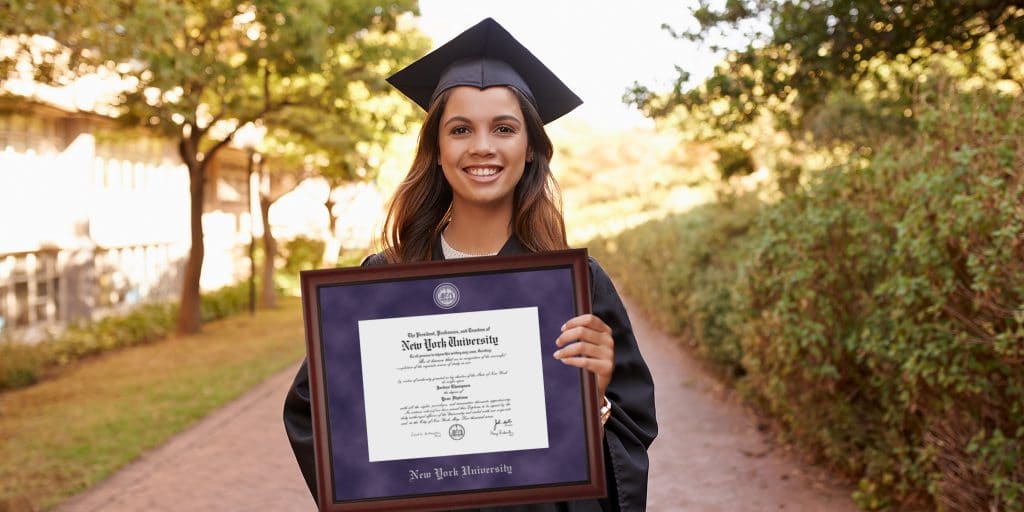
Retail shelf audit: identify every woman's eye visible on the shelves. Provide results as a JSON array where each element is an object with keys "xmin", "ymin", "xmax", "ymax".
[
  {"xmin": 451, "ymin": 126, "xmax": 470, "ymax": 135},
  {"xmin": 495, "ymin": 125, "xmax": 517, "ymax": 134}
]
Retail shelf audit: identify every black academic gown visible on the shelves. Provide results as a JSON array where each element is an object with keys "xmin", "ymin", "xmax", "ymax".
[{"xmin": 283, "ymin": 236, "xmax": 658, "ymax": 511}]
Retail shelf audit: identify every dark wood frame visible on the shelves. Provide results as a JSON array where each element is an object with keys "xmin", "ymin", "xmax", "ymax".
[{"xmin": 300, "ymin": 249, "xmax": 605, "ymax": 511}]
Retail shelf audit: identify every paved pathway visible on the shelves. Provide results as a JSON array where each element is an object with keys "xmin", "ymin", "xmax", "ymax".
[
  {"xmin": 55, "ymin": 365, "xmax": 313, "ymax": 512},
  {"xmin": 636, "ymin": 295, "xmax": 857, "ymax": 511},
  {"xmin": 57, "ymin": 298, "xmax": 856, "ymax": 511}
]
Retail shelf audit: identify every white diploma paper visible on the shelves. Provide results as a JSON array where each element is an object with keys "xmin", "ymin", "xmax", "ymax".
[{"xmin": 358, "ymin": 307, "xmax": 549, "ymax": 462}]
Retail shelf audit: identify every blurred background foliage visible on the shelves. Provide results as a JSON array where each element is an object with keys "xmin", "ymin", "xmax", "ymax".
[
  {"xmin": 595, "ymin": 82, "xmax": 1023, "ymax": 511},
  {"xmin": 549, "ymin": 120, "xmax": 720, "ymax": 244},
  {"xmin": 588, "ymin": 2, "xmax": 1023, "ymax": 510},
  {"xmin": 624, "ymin": 0, "xmax": 1023, "ymax": 193}
]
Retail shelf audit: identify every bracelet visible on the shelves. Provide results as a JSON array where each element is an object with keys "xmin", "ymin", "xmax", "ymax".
[{"xmin": 599, "ymin": 396, "xmax": 612, "ymax": 426}]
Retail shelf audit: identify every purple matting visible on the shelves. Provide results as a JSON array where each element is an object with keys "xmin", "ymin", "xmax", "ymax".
[{"xmin": 316, "ymin": 266, "xmax": 587, "ymax": 503}]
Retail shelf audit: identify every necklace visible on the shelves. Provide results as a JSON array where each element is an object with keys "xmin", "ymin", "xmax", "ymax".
[{"xmin": 440, "ymin": 230, "xmax": 498, "ymax": 259}]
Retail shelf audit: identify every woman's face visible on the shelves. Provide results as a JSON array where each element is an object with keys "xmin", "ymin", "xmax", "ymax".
[{"xmin": 438, "ymin": 86, "xmax": 529, "ymax": 210}]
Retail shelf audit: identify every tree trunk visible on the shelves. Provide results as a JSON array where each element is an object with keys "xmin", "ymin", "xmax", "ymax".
[
  {"xmin": 321, "ymin": 194, "xmax": 342, "ymax": 267},
  {"xmin": 177, "ymin": 158, "xmax": 206, "ymax": 334},
  {"xmin": 259, "ymin": 193, "xmax": 278, "ymax": 309}
]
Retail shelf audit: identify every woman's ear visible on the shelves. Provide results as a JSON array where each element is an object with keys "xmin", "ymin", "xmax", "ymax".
[{"xmin": 526, "ymin": 147, "xmax": 534, "ymax": 163}]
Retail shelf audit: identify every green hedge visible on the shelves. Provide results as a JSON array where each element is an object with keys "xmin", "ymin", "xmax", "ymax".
[
  {"xmin": 593, "ymin": 194, "xmax": 762, "ymax": 377},
  {"xmin": 0, "ymin": 283, "xmax": 254, "ymax": 392},
  {"xmin": 591, "ymin": 89, "xmax": 1023, "ymax": 510}
]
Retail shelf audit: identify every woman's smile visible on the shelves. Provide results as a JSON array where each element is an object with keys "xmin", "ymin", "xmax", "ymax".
[{"xmin": 463, "ymin": 165, "xmax": 503, "ymax": 180}]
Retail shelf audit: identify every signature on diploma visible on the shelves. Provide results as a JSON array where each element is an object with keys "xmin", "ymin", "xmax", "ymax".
[
  {"xmin": 410, "ymin": 431, "xmax": 442, "ymax": 439},
  {"xmin": 491, "ymin": 418, "xmax": 514, "ymax": 437}
]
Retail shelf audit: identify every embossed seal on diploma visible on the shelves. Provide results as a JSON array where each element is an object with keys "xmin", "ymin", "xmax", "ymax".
[
  {"xmin": 433, "ymin": 282, "xmax": 460, "ymax": 309},
  {"xmin": 449, "ymin": 423, "xmax": 466, "ymax": 440}
]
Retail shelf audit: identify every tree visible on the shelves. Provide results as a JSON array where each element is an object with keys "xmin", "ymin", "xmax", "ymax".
[
  {"xmin": 252, "ymin": 75, "xmax": 425, "ymax": 301},
  {"xmin": 260, "ymin": 44, "xmax": 425, "ymax": 266},
  {"xmin": 248, "ymin": 22, "xmax": 427, "ymax": 302},
  {"xmin": 627, "ymin": 1, "xmax": 1024, "ymax": 142},
  {"xmin": 2, "ymin": 0, "xmax": 421, "ymax": 333}
]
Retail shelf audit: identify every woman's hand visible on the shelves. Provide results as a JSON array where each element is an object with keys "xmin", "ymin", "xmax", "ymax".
[{"xmin": 554, "ymin": 314, "xmax": 615, "ymax": 400}]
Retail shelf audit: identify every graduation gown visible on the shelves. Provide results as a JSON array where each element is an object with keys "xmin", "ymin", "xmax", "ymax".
[{"xmin": 283, "ymin": 236, "xmax": 658, "ymax": 511}]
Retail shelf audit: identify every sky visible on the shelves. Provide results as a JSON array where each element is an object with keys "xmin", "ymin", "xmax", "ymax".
[{"xmin": 414, "ymin": 1, "xmax": 724, "ymax": 129}]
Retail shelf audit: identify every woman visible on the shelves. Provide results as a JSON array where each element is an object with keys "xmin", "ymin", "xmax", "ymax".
[{"xmin": 284, "ymin": 18, "xmax": 657, "ymax": 511}]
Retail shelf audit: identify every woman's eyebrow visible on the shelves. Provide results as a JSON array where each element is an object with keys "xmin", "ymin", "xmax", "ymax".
[
  {"xmin": 492, "ymin": 114, "xmax": 522, "ymax": 125},
  {"xmin": 443, "ymin": 115, "xmax": 471, "ymax": 127},
  {"xmin": 442, "ymin": 114, "xmax": 522, "ymax": 127}
]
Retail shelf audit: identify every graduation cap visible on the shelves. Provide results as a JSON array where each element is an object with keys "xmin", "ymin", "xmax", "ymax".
[{"xmin": 387, "ymin": 18, "xmax": 582, "ymax": 124}]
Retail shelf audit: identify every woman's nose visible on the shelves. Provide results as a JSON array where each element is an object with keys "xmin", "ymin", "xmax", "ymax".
[{"xmin": 469, "ymin": 133, "xmax": 495, "ymax": 156}]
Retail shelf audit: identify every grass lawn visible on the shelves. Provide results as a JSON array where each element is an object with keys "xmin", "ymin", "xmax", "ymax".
[{"xmin": 0, "ymin": 298, "xmax": 306, "ymax": 511}]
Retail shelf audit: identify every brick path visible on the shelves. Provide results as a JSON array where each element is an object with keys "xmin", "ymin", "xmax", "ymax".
[
  {"xmin": 637, "ymin": 295, "xmax": 858, "ymax": 511},
  {"xmin": 54, "ymin": 364, "xmax": 314, "ymax": 512},
  {"xmin": 56, "ymin": 298, "xmax": 856, "ymax": 511}
]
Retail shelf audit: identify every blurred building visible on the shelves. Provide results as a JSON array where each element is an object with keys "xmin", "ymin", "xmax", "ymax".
[{"xmin": 0, "ymin": 97, "xmax": 257, "ymax": 341}]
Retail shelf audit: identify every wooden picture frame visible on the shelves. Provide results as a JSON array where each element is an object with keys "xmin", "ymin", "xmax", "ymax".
[{"xmin": 300, "ymin": 249, "xmax": 605, "ymax": 511}]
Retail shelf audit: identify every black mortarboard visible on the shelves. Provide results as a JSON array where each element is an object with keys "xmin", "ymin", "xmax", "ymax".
[{"xmin": 387, "ymin": 18, "xmax": 582, "ymax": 124}]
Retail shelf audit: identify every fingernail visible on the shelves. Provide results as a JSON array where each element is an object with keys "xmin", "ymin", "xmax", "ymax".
[{"xmin": 560, "ymin": 322, "xmax": 567, "ymax": 330}]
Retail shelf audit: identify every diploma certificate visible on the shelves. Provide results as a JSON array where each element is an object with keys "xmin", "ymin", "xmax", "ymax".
[
  {"xmin": 359, "ymin": 307, "xmax": 548, "ymax": 461},
  {"xmin": 300, "ymin": 250, "xmax": 605, "ymax": 511}
]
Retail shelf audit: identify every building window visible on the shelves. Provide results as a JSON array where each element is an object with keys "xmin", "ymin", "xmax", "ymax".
[
  {"xmin": 97, "ymin": 249, "xmax": 129, "ymax": 308},
  {"xmin": 0, "ymin": 252, "xmax": 60, "ymax": 334},
  {"xmin": 96, "ymin": 247, "xmax": 154, "ymax": 308}
]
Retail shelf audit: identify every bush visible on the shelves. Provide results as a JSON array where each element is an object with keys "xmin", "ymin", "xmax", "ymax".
[
  {"xmin": 0, "ymin": 283, "xmax": 254, "ymax": 392},
  {"xmin": 200, "ymin": 282, "xmax": 250, "ymax": 321},
  {"xmin": 737, "ymin": 88, "xmax": 1022, "ymax": 510},
  {"xmin": 591, "ymin": 193, "xmax": 762, "ymax": 376},
  {"xmin": 0, "ymin": 342, "xmax": 50, "ymax": 389},
  {"xmin": 51, "ymin": 303, "xmax": 177, "ymax": 364},
  {"xmin": 274, "ymin": 236, "xmax": 329, "ymax": 296},
  {"xmin": 282, "ymin": 236, "xmax": 326, "ymax": 275},
  {"xmin": 337, "ymin": 250, "xmax": 368, "ymax": 268},
  {"xmin": 592, "ymin": 88, "xmax": 1023, "ymax": 510}
]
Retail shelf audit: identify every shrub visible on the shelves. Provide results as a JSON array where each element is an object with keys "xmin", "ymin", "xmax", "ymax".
[
  {"xmin": 590, "ymin": 193, "xmax": 762, "ymax": 376},
  {"xmin": 592, "ymin": 87, "xmax": 1023, "ymax": 510},
  {"xmin": 51, "ymin": 303, "xmax": 177, "ymax": 364},
  {"xmin": 282, "ymin": 236, "xmax": 326, "ymax": 275},
  {"xmin": 0, "ymin": 282, "xmax": 255, "ymax": 392},
  {"xmin": 337, "ymin": 250, "xmax": 368, "ymax": 268},
  {"xmin": 199, "ymin": 282, "xmax": 250, "ymax": 321},
  {"xmin": 0, "ymin": 342, "xmax": 50, "ymax": 388},
  {"xmin": 736, "ymin": 88, "xmax": 1023, "ymax": 510},
  {"xmin": 275, "ymin": 236, "xmax": 329, "ymax": 296}
]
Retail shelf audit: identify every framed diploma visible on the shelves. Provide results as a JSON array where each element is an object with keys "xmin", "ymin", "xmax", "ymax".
[{"xmin": 300, "ymin": 249, "xmax": 606, "ymax": 511}]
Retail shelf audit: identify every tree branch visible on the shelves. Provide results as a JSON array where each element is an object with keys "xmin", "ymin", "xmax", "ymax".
[
  {"xmin": 209, "ymin": 108, "xmax": 225, "ymax": 128},
  {"xmin": 204, "ymin": 128, "xmax": 237, "ymax": 164},
  {"xmin": 264, "ymin": 60, "xmax": 272, "ymax": 111}
]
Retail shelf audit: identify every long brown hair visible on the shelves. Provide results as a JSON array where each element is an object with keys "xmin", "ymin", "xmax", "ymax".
[{"xmin": 381, "ymin": 86, "xmax": 567, "ymax": 262}]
